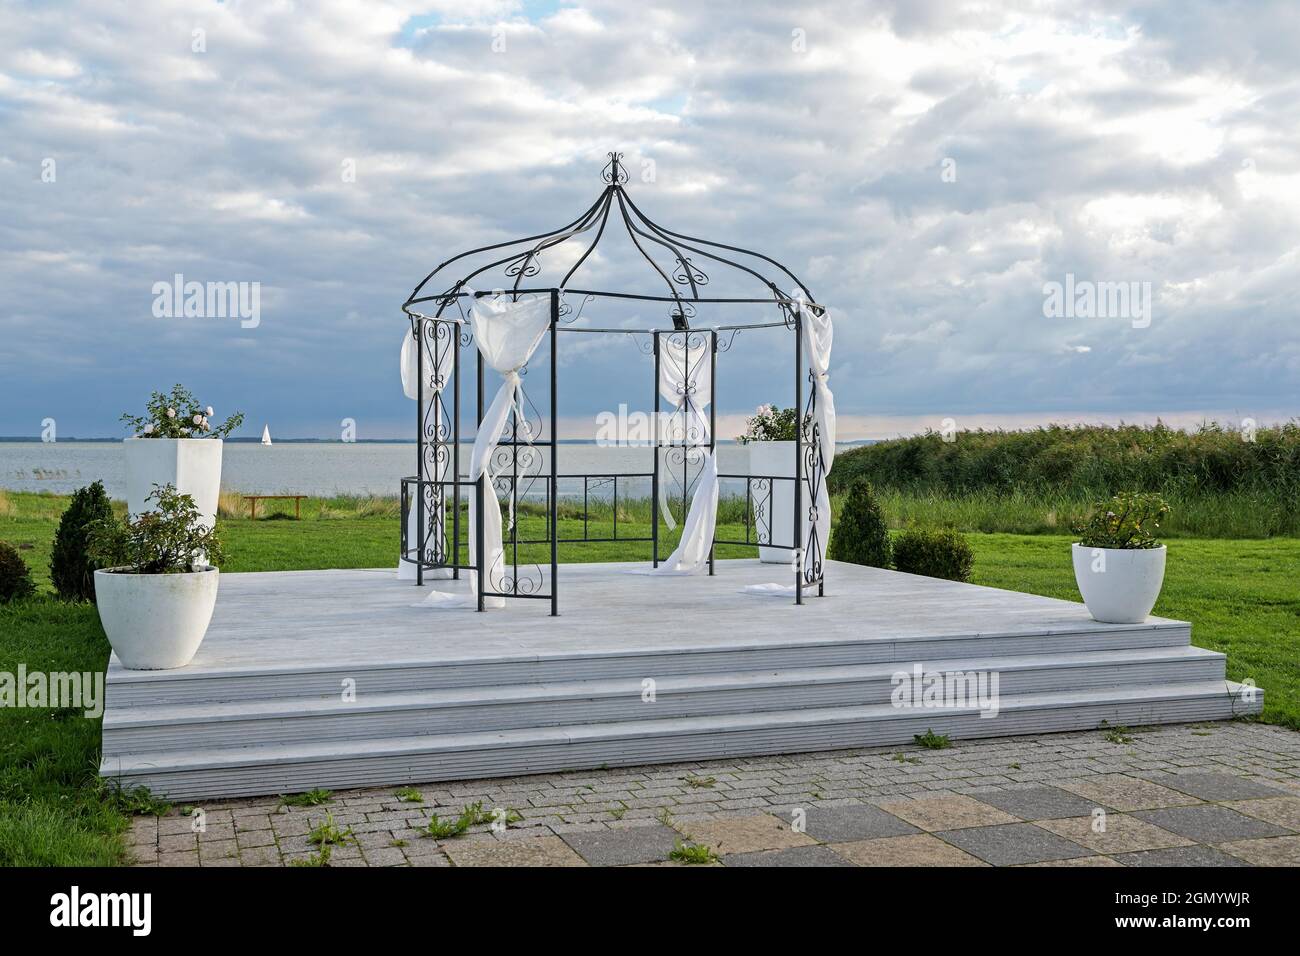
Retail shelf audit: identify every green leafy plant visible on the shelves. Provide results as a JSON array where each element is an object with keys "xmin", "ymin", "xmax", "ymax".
[
  {"xmin": 668, "ymin": 840, "xmax": 718, "ymax": 864},
  {"xmin": 421, "ymin": 801, "xmax": 506, "ymax": 839},
  {"xmin": 291, "ymin": 845, "xmax": 333, "ymax": 867},
  {"xmin": 86, "ymin": 485, "xmax": 224, "ymax": 574},
  {"xmin": 891, "ymin": 528, "xmax": 974, "ymax": 582},
  {"xmin": 50, "ymin": 481, "xmax": 115, "ymax": 602},
  {"xmin": 826, "ymin": 478, "xmax": 892, "ymax": 568},
  {"xmin": 913, "ymin": 729, "xmax": 951, "ymax": 750},
  {"xmin": 1074, "ymin": 492, "xmax": 1170, "ymax": 549},
  {"xmin": 736, "ymin": 404, "xmax": 799, "ymax": 443},
  {"xmin": 1102, "ymin": 723, "xmax": 1134, "ymax": 744},
  {"xmin": 0, "ymin": 542, "xmax": 36, "ymax": 603},
  {"xmin": 121, "ymin": 383, "xmax": 244, "ymax": 439},
  {"xmin": 684, "ymin": 776, "xmax": 716, "ymax": 789},
  {"xmin": 394, "ymin": 787, "xmax": 424, "ymax": 803},
  {"xmin": 307, "ymin": 813, "xmax": 355, "ymax": 848},
  {"xmin": 100, "ymin": 783, "xmax": 172, "ymax": 817},
  {"xmin": 279, "ymin": 788, "xmax": 333, "ymax": 808}
]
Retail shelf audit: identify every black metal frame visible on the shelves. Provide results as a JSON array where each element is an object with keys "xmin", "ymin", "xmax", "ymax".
[{"xmin": 399, "ymin": 153, "xmax": 827, "ymax": 612}]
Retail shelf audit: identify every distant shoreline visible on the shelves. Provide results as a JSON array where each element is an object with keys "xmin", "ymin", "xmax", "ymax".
[{"xmin": 0, "ymin": 437, "xmax": 877, "ymax": 446}]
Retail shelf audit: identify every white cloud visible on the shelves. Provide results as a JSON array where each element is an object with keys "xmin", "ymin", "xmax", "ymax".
[{"xmin": 0, "ymin": 0, "xmax": 1298, "ymax": 437}]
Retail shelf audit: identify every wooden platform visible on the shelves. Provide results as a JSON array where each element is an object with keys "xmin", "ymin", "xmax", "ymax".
[{"xmin": 99, "ymin": 560, "xmax": 1262, "ymax": 799}]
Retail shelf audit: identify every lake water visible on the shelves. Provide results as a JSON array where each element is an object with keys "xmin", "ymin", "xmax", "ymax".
[{"xmin": 0, "ymin": 442, "xmax": 854, "ymax": 499}]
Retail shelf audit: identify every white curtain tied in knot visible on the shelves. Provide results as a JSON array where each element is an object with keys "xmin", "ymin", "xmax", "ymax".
[
  {"xmin": 399, "ymin": 324, "xmax": 456, "ymax": 580},
  {"xmin": 421, "ymin": 290, "xmax": 551, "ymax": 608},
  {"xmin": 646, "ymin": 335, "xmax": 718, "ymax": 575},
  {"xmin": 744, "ymin": 292, "xmax": 836, "ymax": 597}
]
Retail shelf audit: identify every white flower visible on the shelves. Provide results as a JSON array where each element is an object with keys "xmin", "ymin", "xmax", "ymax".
[
  {"xmin": 201, "ymin": 417, "xmax": 210, "ymax": 429},
  {"xmin": 205, "ymin": 406, "xmax": 214, "ymax": 417},
  {"xmin": 166, "ymin": 407, "xmax": 176, "ymax": 419},
  {"xmin": 192, "ymin": 414, "xmax": 203, "ymax": 425},
  {"xmin": 143, "ymin": 423, "xmax": 154, "ymax": 435},
  {"xmin": 180, "ymin": 427, "xmax": 190, "ymax": 435}
]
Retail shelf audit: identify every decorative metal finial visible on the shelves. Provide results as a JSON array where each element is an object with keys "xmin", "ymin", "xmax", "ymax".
[{"xmin": 601, "ymin": 151, "xmax": 629, "ymax": 185}]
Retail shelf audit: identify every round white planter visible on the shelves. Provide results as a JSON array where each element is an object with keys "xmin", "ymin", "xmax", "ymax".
[
  {"xmin": 1071, "ymin": 543, "xmax": 1167, "ymax": 624},
  {"xmin": 94, "ymin": 567, "xmax": 219, "ymax": 669},
  {"xmin": 123, "ymin": 437, "xmax": 223, "ymax": 529},
  {"xmin": 747, "ymin": 440, "xmax": 798, "ymax": 564}
]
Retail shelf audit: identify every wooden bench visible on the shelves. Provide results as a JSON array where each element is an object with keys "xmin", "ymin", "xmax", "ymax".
[{"xmin": 242, "ymin": 494, "xmax": 308, "ymax": 520}]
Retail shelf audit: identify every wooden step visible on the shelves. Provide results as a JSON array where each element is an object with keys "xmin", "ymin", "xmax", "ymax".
[
  {"xmin": 100, "ymin": 680, "xmax": 1263, "ymax": 800},
  {"xmin": 100, "ymin": 646, "xmax": 1226, "ymax": 754},
  {"xmin": 104, "ymin": 619, "xmax": 1194, "ymax": 707}
]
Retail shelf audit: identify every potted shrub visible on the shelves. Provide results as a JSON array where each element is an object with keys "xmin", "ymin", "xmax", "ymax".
[
  {"xmin": 88, "ymin": 484, "xmax": 224, "ymax": 669},
  {"xmin": 1071, "ymin": 492, "xmax": 1169, "ymax": 624},
  {"xmin": 121, "ymin": 384, "xmax": 243, "ymax": 530},
  {"xmin": 737, "ymin": 404, "xmax": 802, "ymax": 563}
]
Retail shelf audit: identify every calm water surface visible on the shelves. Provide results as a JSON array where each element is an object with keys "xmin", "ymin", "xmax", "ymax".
[{"xmin": 0, "ymin": 442, "xmax": 851, "ymax": 498}]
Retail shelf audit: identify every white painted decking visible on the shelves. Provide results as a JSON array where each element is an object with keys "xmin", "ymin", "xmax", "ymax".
[{"xmin": 100, "ymin": 560, "xmax": 1261, "ymax": 799}]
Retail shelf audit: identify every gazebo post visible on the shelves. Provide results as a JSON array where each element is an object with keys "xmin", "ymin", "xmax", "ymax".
[
  {"xmin": 550, "ymin": 289, "xmax": 559, "ymax": 616},
  {"xmin": 652, "ymin": 333, "xmax": 660, "ymax": 567},
  {"xmin": 708, "ymin": 330, "xmax": 716, "ymax": 576},
  {"xmin": 794, "ymin": 307, "xmax": 804, "ymax": 606},
  {"xmin": 476, "ymin": 344, "xmax": 485, "ymax": 612},
  {"xmin": 415, "ymin": 318, "xmax": 425, "ymax": 588},
  {"xmin": 452, "ymin": 314, "xmax": 461, "ymax": 580}
]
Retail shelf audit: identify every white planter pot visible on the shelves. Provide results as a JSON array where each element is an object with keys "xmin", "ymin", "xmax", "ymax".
[
  {"xmin": 123, "ymin": 437, "xmax": 223, "ymax": 529},
  {"xmin": 94, "ymin": 567, "xmax": 220, "ymax": 669},
  {"xmin": 747, "ymin": 440, "xmax": 799, "ymax": 564},
  {"xmin": 1071, "ymin": 544, "xmax": 1167, "ymax": 624}
]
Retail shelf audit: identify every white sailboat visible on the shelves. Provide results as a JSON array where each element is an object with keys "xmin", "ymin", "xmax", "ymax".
[{"xmin": 261, "ymin": 424, "xmax": 272, "ymax": 446}]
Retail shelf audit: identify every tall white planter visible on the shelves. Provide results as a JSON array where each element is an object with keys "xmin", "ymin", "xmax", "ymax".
[
  {"xmin": 747, "ymin": 440, "xmax": 799, "ymax": 564},
  {"xmin": 123, "ymin": 438, "xmax": 223, "ymax": 529},
  {"xmin": 94, "ymin": 567, "xmax": 220, "ymax": 669},
  {"xmin": 1071, "ymin": 544, "xmax": 1167, "ymax": 624}
]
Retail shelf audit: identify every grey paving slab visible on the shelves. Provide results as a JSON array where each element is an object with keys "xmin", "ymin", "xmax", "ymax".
[
  {"xmin": 128, "ymin": 723, "xmax": 1300, "ymax": 868},
  {"xmin": 1113, "ymin": 845, "xmax": 1251, "ymax": 867},
  {"xmin": 1132, "ymin": 806, "xmax": 1291, "ymax": 843},
  {"xmin": 1150, "ymin": 773, "xmax": 1286, "ymax": 802},
  {"xmin": 558, "ymin": 824, "xmax": 681, "ymax": 866},
  {"xmin": 935, "ymin": 823, "xmax": 1095, "ymax": 866},
  {"xmin": 975, "ymin": 786, "xmax": 1106, "ymax": 820},
  {"xmin": 797, "ymin": 803, "xmax": 920, "ymax": 842},
  {"xmin": 722, "ymin": 845, "xmax": 857, "ymax": 867}
]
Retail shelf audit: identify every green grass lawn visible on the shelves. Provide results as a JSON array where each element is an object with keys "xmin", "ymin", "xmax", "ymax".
[{"xmin": 1, "ymin": 489, "xmax": 1296, "ymax": 866}]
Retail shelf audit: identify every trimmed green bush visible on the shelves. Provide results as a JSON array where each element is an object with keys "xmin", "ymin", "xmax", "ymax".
[
  {"xmin": 0, "ymin": 542, "xmax": 36, "ymax": 603},
  {"xmin": 892, "ymin": 528, "xmax": 974, "ymax": 582},
  {"xmin": 827, "ymin": 479, "xmax": 891, "ymax": 568},
  {"xmin": 50, "ymin": 481, "xmax": 115, "ymax": 602}
]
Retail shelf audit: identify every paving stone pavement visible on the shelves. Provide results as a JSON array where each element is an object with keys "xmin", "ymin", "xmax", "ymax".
[{"xmin": 126, "ymin": 721, "xmax": 1300, "ymax": 867}]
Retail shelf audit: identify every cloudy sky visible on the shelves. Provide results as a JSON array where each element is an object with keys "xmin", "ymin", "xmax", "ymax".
[{"xmin": 2, "ymin": 0, "xmax": 1297, "ymax": 440}]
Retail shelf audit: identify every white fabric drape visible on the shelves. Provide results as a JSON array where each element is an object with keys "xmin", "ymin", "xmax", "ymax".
[
  {"xmin": 399, "ymin": 327, "xmax": 455, "ymax": 580},
  {"xmin": 421, "ymin": 291, "xmax": 551, "ymax": 608},
  {"xmin": 647, "ymin": 335, "xmax": 718, "ymax": 575},
  {"xmin": 742, "ymin": 293, "xmax": 836, "ymax": 596},
  {"xmin": 655, "ymin": 335, "xmax": 712, "ymax": 530}
]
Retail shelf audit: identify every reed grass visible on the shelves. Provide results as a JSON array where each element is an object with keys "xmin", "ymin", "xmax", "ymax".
[{"xmin": 831, "ymin": 422, "xmax": 1300, "ymax": 538}]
